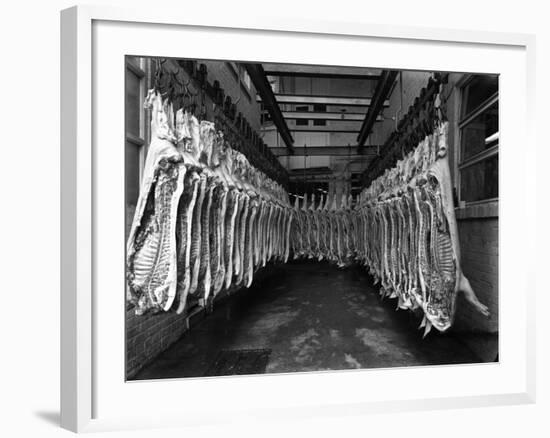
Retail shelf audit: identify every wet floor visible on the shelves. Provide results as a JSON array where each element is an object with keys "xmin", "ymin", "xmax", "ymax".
[{"xmin": 132, "ymin": 260, "xmax": 498, "ymax": 380}]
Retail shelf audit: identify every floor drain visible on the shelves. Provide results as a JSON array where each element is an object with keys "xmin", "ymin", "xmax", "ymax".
[{"xmin": 204, "ymin": 348, "xmax": 272, "ymax": 376}]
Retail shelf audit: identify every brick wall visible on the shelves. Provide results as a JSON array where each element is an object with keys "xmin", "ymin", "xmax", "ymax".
[
  {"xmin": 126, "ymin": 264, "xmax": 281, "ymax": 379},
  {"xmin": 453, "ymin": 218, "xmax": 499, "ymax": 333},
  {"xmin": 126, "ymin": 306, "xmax": 189, "ymax": 379}
]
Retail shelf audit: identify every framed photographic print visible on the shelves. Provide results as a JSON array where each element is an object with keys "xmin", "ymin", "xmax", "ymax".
[{"xmin": 61, "ymin": 4, "xmax": 536, "ymax": 433}]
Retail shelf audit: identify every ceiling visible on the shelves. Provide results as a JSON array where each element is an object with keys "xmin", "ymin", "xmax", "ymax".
[{"xmin": 252, "ymin": 62, "xmax": 395, "ymax": 159}]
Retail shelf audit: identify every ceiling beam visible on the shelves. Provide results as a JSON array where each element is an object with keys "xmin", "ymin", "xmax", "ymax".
[
  {"xmin": 258, "ymin": 94, "xmax": 389, "ymax": 107},
  {"xmin": 243, "ymin": 63, "xmax": 294, "ymax": 153},
  {"xmin": 357, "ymin": 70, "xmax": 399, "ymax": 149},
  {"xmin": 271, "ymin": 146, "xmax": 380, "ymax": 157},
  {"xmin": 283, "ymin": 111, "xmax": 364, "ymax": 121},
  {"xmin": 280, "ymin": 111, "xmax": 384, "ymax": 122},
  {"xmin": 361, "ymin": 73, "xmax": 449, "ymax": 187},
  {"xmin": 290, "ymin": 175, "xmax": 332, "ymax": 181},
  {"xmin": 290, "ymin": 127, "xmax": 361, "ymax": 133},
  {"xmin": 288, "ymin": 174, "xmax": 370, "ymax": 183},
  {"xmin": 290, "ymin": 166, "xmax": 332, "ymax": 174},
  {"xmin": 262, "ymin": 63, "xmax": 381, "ymax": 79},
  {"xmin": 288, "ymin": 174, "xmax": 334, "ymax": 182},
  {"xmin": 262, "ymin": 126, "xmax": 362, "ymax": 134},
  {"xmin": 267, "ymin": 71, "xmax": 380, "ymax": 81}
]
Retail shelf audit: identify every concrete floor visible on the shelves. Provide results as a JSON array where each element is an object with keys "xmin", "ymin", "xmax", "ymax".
[{"xmin": 132, "ymin": 260, "xmax": 498, "ymax": 380}]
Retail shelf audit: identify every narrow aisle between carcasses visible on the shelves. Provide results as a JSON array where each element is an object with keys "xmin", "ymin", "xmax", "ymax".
[{"xmin": 132, "ymin": 260, "xmax": 496, "ymax": 380}]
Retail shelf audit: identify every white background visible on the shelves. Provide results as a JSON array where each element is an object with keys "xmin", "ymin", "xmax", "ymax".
[{"xmin": 0, "ymin": 0, "xmax": 547, "ymax": 437}]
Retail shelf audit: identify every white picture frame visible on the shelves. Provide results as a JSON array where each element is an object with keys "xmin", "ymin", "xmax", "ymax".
[{"xmin": 60, "ymin": 4, "xmax": 536, "ymax": 433}]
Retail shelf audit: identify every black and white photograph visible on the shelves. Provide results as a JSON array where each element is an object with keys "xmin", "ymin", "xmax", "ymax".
[
  {"xmin": 125, "ymin": 57, "xmax": 498, "ymax": 380},
  {"xmin": 2, "ymin": 0, "xmax": 546, "ymax": 433}
]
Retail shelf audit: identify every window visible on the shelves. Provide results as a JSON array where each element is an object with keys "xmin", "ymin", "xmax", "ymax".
[
  {"xmin": 313, "ymin": 103, "xmax": 327, "ymax": 126},
  {"xmin": 458, "ymin": 75, "xmax": 499, "ymax": 204},
  {"xmin": 295, "ymin": 105, "xmax": 309, "ymax": 126},
  {"xmin": 232, "ymin": 65, "xmax": 252, "ymax": 102},
  {"xmin": 125, "ymin": 57, "xmax": 147, "ymax": 238},
  {"xmin": 261, "ymin": 106, "xmax": 273, "ymax": 125}
]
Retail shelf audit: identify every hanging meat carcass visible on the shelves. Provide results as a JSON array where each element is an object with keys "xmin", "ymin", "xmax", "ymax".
[
  {"xmin": 290, "ymin": 188, "xmax": 356, "ymax": 268},
  {"xmin": 355, "ymin": 122, "xmax": 489, "ymax": 334},
  {"xmin": 126, "ymin": 90, "xmax": 186, "ymax": 314},
  {"xmin": 127, "ymin": 86, "xmax": 487, "ymax": 336},
  {"xmin": 127, "ymin": 89, "xmax": 293, "ymax": 316}
]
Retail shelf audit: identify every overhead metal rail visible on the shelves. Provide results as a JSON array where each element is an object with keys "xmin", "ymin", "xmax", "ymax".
[
  {"xmin": 271, "ymin": 146, "xmax": 380, "ymax": 157},
  {"xmin": 262, "ymin": 63, "xmax": 381, "ymax": 80},
  {"xmin": 289, "ymin": 127, "xmax": 361, "ymax": 133},
  {"xmin": 258, "ymin": 94, "xmax": 390, "ymax": 107},
  {"xmin": 261, "ymin": 126, "xmax": 362, "ymax": 134},
  {"xmin": 356, "ymin": 70, "xmax": 399, "ymax": 150},
  {"xmin": 281, "ymin": 111, "xmax": 384, "ymax": 121},
  {"xmin": 289, "ymin": 166, "xmax": 333, "ymax": 176},
  {"xmin": 243, "ymin": 63, "xmax": 295, "ymax": 153},
  {"xmin": 361, "ymin": 73, "xmax": 449, "ymax": 187}
]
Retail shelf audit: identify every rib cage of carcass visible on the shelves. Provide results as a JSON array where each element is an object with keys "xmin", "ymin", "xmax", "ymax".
[
  {"xmin": 126, "ymin": 90, "xmax": 293, "ymax": 316},
  {"xmin": 290, "ymin": 192, "xmax": 357, "ymax": 268},
  {"xmin": 355, "ymin": 122, "xmax": 489, "ymax": 335}
]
